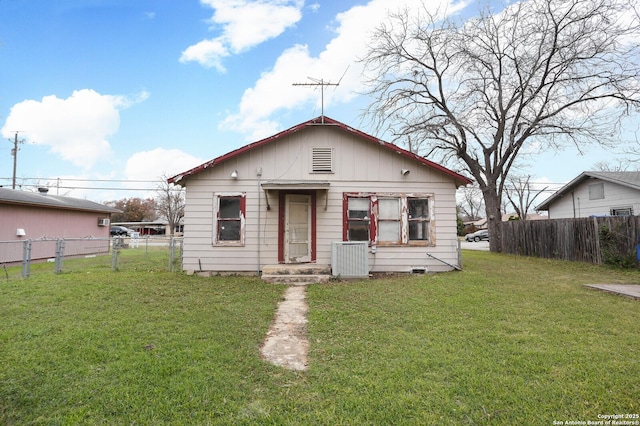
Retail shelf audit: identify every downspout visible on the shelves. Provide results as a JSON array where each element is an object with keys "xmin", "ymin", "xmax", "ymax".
[{"xmin": 257, "ymin": 167, "xmax": 262, "ymax": 275}]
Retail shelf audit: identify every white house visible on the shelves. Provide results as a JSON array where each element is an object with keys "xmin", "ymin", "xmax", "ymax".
[
  {"xmin": 536, "ymin": 171, "xmax": 640, "ymax": 218},
  {"xmin": 169, "ymin": 116, "xmax": 472, "ymax": 278}
]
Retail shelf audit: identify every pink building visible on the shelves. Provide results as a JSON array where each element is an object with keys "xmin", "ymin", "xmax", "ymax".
[{"xmin": 0, "ymin": 187, "xmax": 120, "ymax": 262}]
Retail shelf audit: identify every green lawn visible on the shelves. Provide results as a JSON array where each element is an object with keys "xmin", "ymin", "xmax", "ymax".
[{"xmin": 1, "ymin": 250, "xmax": 638, "ymax": 424}]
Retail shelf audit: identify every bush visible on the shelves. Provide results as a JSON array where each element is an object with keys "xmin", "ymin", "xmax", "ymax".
[{"xmin": 599, "ymin": 224, "xmax": 638, "ymax": 268}]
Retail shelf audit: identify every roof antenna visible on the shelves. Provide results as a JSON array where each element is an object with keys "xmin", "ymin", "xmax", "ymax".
[{"xmin": 293, "ymin": 67, "xmax": 348, "ymax": 124}]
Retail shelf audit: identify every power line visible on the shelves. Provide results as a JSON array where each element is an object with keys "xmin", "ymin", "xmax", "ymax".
[
  {"xmin": 0, "ymin": 177, "xmax": 162, "ymax": 183},
  {"xmin": 1, "ymin": 176, "xmax": 569, "ymax": 190}
]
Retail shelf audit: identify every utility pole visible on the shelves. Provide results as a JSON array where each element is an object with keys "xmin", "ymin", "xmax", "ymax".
[{"xmin": 9, "ymin": 131, "xmax": 24, "ymax": 190}]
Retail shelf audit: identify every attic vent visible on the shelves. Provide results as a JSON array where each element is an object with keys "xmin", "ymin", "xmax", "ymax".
[{"xmin": 312, "ymin": 147, "xmax": 333, "ymax": 173}]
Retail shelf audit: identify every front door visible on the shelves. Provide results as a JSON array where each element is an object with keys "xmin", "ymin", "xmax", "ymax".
[{"xmin": 285, "ymin": 194, "xmax": 311, "ymax": 263}]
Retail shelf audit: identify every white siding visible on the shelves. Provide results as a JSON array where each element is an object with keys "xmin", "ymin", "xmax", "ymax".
[
  {"xmin": 181, "ymin": 125, "xmax": 462, "ymax": 274},
  {"xmin": 548, "ymin": 179, "xmax": 640, "ymax": 219}
]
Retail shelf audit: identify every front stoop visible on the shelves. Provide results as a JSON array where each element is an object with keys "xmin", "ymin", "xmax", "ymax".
[{"xmin": 261, "ymin": 264, "xmax": 332, "ymax": 285}]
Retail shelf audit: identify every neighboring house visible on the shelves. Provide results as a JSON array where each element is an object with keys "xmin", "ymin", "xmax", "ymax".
[
  {"xmin": 0, "ymin": 187, "xmax": 120, "ymax": 262},
  {"xmin": 469, "ymin": 213, "xmax": 547, "ymax": 228},
  {"xmin": 169, "ymin": 116, "xmax": 472, "ymax": 276},
  {"xmin": 536, "ymin": 171, "xmax": 640, "ymax": 218}
]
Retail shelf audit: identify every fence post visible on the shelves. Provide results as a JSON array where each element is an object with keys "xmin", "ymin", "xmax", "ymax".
[
  {"xmin": 22, "ymin": 240, "xmax": 32, "ymax": 278},
  {"xmin": 111, "ymin": 237, "xmax": 121, "ymax": 271},
  {"xmin": 55, "ymin": 239, "xmax": 65, "ymax": 273},
  {"xmin": 168, "ymin": 236, "xmax": 175, "ymax": 272},
  {"xmin": 593, "ymin": 217, "xmax": 602, "ymax": 265}
]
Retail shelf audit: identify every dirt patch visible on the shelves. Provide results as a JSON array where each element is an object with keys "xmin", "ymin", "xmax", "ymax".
[{"xmin": 260, "ymin": 286, "xmax": 309, "ymax": 371}]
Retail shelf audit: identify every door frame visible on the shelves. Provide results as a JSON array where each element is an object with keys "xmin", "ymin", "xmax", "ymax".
[{"xmin": 278, "ymin": 191, "xmax": 317, "ymax": 263}]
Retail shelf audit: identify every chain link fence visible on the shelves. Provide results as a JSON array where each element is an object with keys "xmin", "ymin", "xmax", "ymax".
[{"xmin": 0, "ymin": 236, "xmax": 183, "ymax": 281}]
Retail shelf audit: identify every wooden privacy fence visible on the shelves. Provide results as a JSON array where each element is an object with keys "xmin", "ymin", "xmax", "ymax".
[{"xmin": 500, "ymin": 216, "xmax": 640, "ymax": 265}]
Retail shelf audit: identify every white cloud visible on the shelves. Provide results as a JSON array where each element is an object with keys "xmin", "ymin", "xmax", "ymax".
[
  {"xmin": 180, "ymin": 0, "xmax": 304, "ymax": 71},
  {"xmin": 222, "ymin": 0, "xmax": 468, "ymax": 139},
  {"xmin": 124, "ymin": 148, "xmax": 204, "ymax": 182},
  {"xmin": 1, "ymin": 89, "xmax": 148, "ymax": 169}
]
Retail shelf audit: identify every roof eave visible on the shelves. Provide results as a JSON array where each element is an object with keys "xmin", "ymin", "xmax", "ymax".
[{"xmin": 168, "ymin": 115, "xmax": 473, "ymax": 187}]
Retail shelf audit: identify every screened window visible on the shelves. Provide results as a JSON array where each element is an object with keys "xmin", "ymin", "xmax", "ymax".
[
  {"xmin": 408, "ymin": 198, "xmax": 430, "ymax": 241},
  {"xmin": 611, "ymin": 207, "xmax": 633, "ymax": 216},
  {"xmin": 378, "ymin": 198, "xmax": 401, "ymax": 242},
  {"xmin": 343, "ymin": 193, "xmax": 433, "ymax": 246},
  {"xmin": 347, "ymin": 197, "xmax": 370, "ymax": 241},
  {"xmin": 214, "ymin": 193, "xmax": 245, "ymax": 244}
]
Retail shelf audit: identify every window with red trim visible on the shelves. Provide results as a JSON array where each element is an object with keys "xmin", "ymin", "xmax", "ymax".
[
  {"xmin": 214, "ymin": 193, "xmax": 246, "ymax": 245},
  {"xmin": 378, "ymin": 198, "xmax": 401, "ymax": 242},
  {"xmin": 408, "ymin": 197, "xmax": 430, "ymax": 241},
  {"xmin": 343, "ymin": 193, "xmax": 433, "ymax": 245},
  {"xmin": 347, "ymin": 197, "xmax": 370, "ymax": 241}
]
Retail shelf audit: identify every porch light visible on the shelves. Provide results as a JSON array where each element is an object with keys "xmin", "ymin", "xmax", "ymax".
[{"xmin": 231, "ymin": 170, "xmax": 238, "ymax": 179}]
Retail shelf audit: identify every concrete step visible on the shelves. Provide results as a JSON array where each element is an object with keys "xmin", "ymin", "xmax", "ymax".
[
  {"xmin": 261, "ymin": 274, "xmax": 331, "ymax": 285},
  {"xmin": 261, "ymin": 264, "xmax": 331, "ymax": 276}
]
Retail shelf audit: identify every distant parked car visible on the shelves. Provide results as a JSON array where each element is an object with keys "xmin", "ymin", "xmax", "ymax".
[
  {"xmin": 465, "ymin": 229, "xmax": 489, "ymax": 242},
  {"xmin": 110, "ymin": 226, "xmax": 133, "ymax": 236}
]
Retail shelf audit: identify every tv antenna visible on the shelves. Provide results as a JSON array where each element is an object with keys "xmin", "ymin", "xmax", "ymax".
[
  {"xmin": 7, "ymin": 131, "xmax": 25, "ymax": 190},
  {"xmin": 293, "ymin": 67, "xmax": 348, "ymax": 123}
]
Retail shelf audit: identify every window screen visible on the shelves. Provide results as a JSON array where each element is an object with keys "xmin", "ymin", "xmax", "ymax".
[
  {"xmin": 343, "ymin": 193, "xmax": 434, "ymax": 245},
  {"xmin": 217, "ymin": 196, "xmax": 242, "ymax": 241},
  {"xmin": 378, "ymin": 198, "xmax": 400, "ymax": 242},
  {"xmin": 347, "ymin": 197, "xmax": 369, "ymax": 241},
  {"xmin": 610, "ymin": 207, "xmax": 633, "ymax": 216},
  {"xmin": 408, "ymin": 198, "xmax": 430, "ymax": 240}
]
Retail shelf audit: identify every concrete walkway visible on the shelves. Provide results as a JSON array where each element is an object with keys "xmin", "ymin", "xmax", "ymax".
[
  {"xmin": 260, "ymin": 286, "xmax": 309, "ymax": 371},
  {"xmin": 585, "ymin": 284, "xmax": 640, "ymax": 299}
]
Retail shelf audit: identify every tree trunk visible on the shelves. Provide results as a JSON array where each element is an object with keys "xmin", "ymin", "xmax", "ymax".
[{"xmin": 483, "ymin": 188, "xmax": 503, "ymax": 252}]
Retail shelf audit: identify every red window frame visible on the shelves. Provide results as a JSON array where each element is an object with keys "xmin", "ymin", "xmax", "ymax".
[
  {"xmin": 343, "ymin": 192, "xmax": 434, "ymax": 246},
  {"xmin": 214, "ymin": 192, "xmax": 246, "ymax": 246}
]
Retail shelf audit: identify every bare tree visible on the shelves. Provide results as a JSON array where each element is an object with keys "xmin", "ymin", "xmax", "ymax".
[
  {"xmin": 593, "ymin": 161, "xmax": 632, "ymax": 172},
  {"xmin": 457, "ymin": 185, "xmax": 484, "ymax": 221},
  {"xmin": 362, "ymin": 0, "xmax": 640, "ymax": 251},
  {"xmin": 155, "ymin": 174, "xmax": 185, "ymax": 236},
  {"xmin": 504, "ymin": 175, "xmax": 548, "ymax": 220}
]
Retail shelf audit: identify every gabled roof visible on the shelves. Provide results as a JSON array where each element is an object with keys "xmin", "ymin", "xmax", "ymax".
[
  {"xmin": 0, "ymin": 187, "xmax": 120, "ymax": 214},
  {"xmin": 536, "ymin": 171, "xmax": 640, "ymax": 211},
  {"xmin": 168, "ymin": 115, "xmax": 472, "ymax": 187}
]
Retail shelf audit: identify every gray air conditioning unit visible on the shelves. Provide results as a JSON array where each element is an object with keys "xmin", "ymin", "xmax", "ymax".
[{"xmin": 331, "ymin": 241, "xmax": 369, "ymax": 278}]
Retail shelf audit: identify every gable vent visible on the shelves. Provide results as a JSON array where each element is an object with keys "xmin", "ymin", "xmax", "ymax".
[{"xmin": 312, "ymin": 147, "xmax": 333, "ymax": 173}]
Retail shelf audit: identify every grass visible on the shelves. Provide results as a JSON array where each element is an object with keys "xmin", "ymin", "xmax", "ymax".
[{"xmin": 1, "ymin": 250, "xmax": 639, "ymax": 424}]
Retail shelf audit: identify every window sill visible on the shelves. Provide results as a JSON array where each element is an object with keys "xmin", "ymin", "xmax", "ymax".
[
  {"xmin": 212, "ymin": 242, "xmax": 245, "ymax": 247},
  {"xmin": 349, "ymin": 241, "xmax": 434, "ymax": 247}
]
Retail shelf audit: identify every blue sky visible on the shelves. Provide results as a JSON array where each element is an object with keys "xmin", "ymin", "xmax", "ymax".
[{"xmin": 0, "ymin": 0, "xmax": 637, "ymax": 202}]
